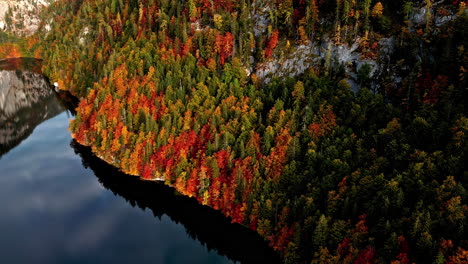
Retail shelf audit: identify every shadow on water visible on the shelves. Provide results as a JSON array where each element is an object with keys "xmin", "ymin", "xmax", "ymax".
[
  {"xmin": 0, "ymin": 58, "xmax": 78, "ymax": 157},
  {"xmin": 71, "ymin": 140, "xmax": 283, "ymax": 264},
  {"xmin": 1, "ymin": 57, "xmax": 282, "ymax": 263}
]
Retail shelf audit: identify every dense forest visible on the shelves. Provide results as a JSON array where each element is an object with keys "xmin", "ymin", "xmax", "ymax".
[{"xmin": 1, "ymin": 0, "xmax": 467, "ymax": 263}]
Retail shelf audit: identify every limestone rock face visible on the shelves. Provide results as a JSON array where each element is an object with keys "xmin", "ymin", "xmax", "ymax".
[
  {"xmin": 0, "ymin": 0, "xmax": 54, "ymax": 36},
  {"xmin": 0, "ymin": 58, "xmax": 64, "ymax": 156}
]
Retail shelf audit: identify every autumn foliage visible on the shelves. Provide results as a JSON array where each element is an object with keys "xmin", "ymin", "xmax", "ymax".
[
  {"xmin": 35, "ymin": 0, "xmax": 468, "ymax": 263},
  {"xmin": 0, "ymin": 43, "xmax": 22, "ymax": 58},
  {"xmin": 265, "ymin": 30, "xmax": 279, "ymax": 59}
]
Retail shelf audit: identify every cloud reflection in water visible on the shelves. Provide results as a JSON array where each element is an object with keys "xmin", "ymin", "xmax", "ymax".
[{"xmin": 0, "ymin": 59, "xmax": 233, "ymax": 264}]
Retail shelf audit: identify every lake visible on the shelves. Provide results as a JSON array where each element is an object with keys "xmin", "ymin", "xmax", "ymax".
[{"xmin": 0, "ymin": 58, "xmax": 280, "ymax": 264}]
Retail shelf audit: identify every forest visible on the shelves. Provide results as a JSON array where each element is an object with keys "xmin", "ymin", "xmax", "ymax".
[{"xmin": 1, "ymin": 0, "xmax": 466, "ymax": 263}]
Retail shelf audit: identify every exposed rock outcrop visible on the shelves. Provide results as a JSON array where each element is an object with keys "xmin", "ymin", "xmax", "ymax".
[{"xmin": 0, "ymin": 58, "xmax": 64, "ymax": 157}]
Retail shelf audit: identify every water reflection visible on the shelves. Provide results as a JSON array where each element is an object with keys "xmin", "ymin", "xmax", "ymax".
[
  {"xmin": 72, "ymin": 141, "xmax": 282, "ymax": 264},
  {"xmin": 0, "ymin": 58, "xmax": 280, "ymax": 264},
  {"xmin": 0, "ymin": 58, "xmax": 65, "ymax": 157}
]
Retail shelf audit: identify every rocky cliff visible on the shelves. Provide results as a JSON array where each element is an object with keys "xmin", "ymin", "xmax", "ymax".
[
  {"xmin": 0, "ymin": 58, "xmax": 64, "ymax": 157},
  {"xmin": 0, "ymin": 0, "xmax": 52, "ymax": 36}
]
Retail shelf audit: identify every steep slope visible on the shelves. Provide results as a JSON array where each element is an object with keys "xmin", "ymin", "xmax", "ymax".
[
  {"xmin": 72, "ymin": 140, "xmax": 283, "ymax": 264},
  {"xmin": 37, "ymin": 0, "xmax": 467, "ymax": 263},
  {"xmin": 0, "ymin": 0, "xmax": 53, "ymax": 35}
]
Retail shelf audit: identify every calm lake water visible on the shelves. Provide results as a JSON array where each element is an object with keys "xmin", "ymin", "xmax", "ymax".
[{"xmin": 0, "ymin": 58, "xmax": 280, "ymax": 264}]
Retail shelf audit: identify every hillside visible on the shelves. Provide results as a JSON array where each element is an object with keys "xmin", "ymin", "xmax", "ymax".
[
  {"xmin": 0, "ymin": 0, "xmax": 53, "ymax": 58},
  {"xmin": 0, "ymin": 0, "xmax": 52, "ymax": 35},
  {"xmin": 7, "ymin": 0, "xmax": 468, "ymax": 263}
]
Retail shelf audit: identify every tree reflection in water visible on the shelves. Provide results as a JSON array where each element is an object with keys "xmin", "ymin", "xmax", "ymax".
[{"xmin": 71, "ymin": 140, "xmax": 282, "ymax": 264}]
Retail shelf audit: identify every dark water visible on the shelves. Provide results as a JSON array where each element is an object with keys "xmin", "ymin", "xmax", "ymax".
[{"xmin": 0, "ymin": 58, "xmax": 280, "ymax": 264}]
